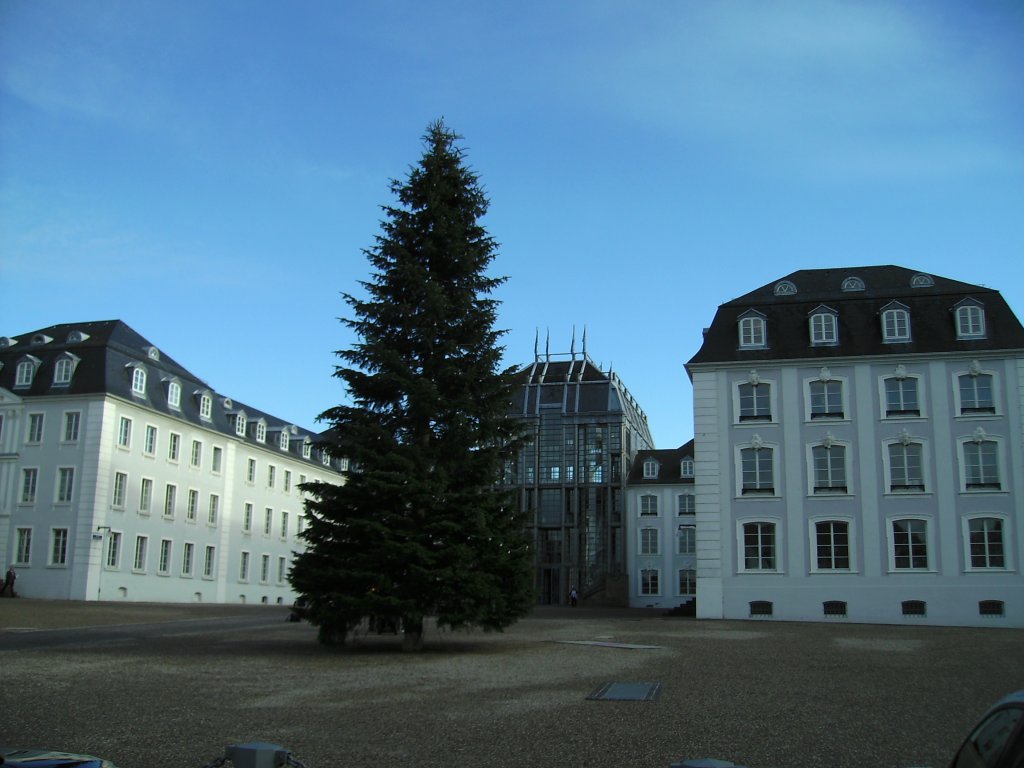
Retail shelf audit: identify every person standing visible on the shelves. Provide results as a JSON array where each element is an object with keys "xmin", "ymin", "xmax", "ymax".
[
  {"xmin": 569, "ymin": 586, "xmax": 578, "ymax": 607},
  {"xmin": 1, "ymin": 566, "xmax": 15, "ymax": 597}
]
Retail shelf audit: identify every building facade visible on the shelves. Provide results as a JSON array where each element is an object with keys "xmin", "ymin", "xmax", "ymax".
[
  {"xmin": 624, "ymin": 440, "xmax": 696, "ymax": 609},
  {"xmin": 505, "ymin": 340, "xmax": 654, "ymax": 605},
  {"xmin": 0, "ymin": 321, "xmax": 344, "ymax": 604},
  {"xmin": 687, "ymin": 267, "xmax": 1024, "ymax": 627}
]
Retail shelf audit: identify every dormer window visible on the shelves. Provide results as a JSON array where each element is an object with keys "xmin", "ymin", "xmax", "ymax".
[
  {"xmin": 642, "ymin": 458, "xmax": 659, "ymax": 479},
  {"xmin": 53, "ymin": 354, "xmax": 80, "ymax": 386},
  {"xmin": 910, "ymin": 273, "xmax": 934, "ymax": 288},
  {"xmin": 233, "ymin": 412, "xmax": 247, "ymax": 437},
  {"xmin": 681, "ymin": 457, "xmax": 694, "ymax": 478},
  {"xmin": 279, "ymin": 431, "xmax": 290, "ymax": 451},
  {"xmin": 321, "ymin": 450, "xmax": 331, "ymax": 467},
  {"xmin": 302, "ymin": 440, "xmax": 312, "ymax": 460},
  {"xmin": 954, "ymin": 299, "xmax": 986, "ymax": 340},
  {"xmin": 197, "ymin": 391, "xmax": 213, "ymax": 421},
  {"xmin": 31, "ymin": 333, "xmax": 53, "ymax": 346},
  {"xmin": 841, "ymin": 276, "xmax": 865, "ymax": 292},
  {"xmin": 129, "ymin": 366, "xmax": 147, "ymax": 396},
  {"xmin": 738, "ymin": 310, "xmax": 767, "ymax": 349},
  {"xmin": 881, "ymin": 302, "xmax": 911, "ymax": 342},
  {"xmin": 773, "ymin": 280, "xmax": 797, "ymax": 296},
  {"xmin": 166, "ymin": 380, "xmax": 181, "ymax": 409},
  {"xmin": 14, "ymin": 356, "xmax": 40, "ymax": 388},
  {"xmin": 144, "ymin": 346, "xmax": 160, "ymax": 361},
  {"xmin": 255, "ymin": 420, "xmax": 267, "ymax": 443},
  {"xmin": 0, "ymin": 337, "xmax": 16, "ymax": 349},
  {"xmin": 809, "ymin": 306, "xmax": 839, "ymax": 346},
  {"xmin": 67, "ymin": 330, "xmax": 90, "ymax": 344}
]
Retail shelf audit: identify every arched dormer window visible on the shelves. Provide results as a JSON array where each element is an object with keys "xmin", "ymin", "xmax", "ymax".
[
  {"xmin": 53, "ymin": 354, "xmax": 80, "ymax": 386},
  {"xmin": 954, "ymin": 298, "xmax": 986, "ymax": 340},
  {"xmin": 255, "ymin": 419, "xmax": 267, "ymax": 443},
  {"xmin": 279, "ymin": 429, "xmax": 290, "ymax": 451},
  {"xmin": 880, "ymin": 301, "xmax": 911, "ymax": 342},
  {"xmin": 809, "ymin": 305, "xmax": 839, "ymax": 346},
  {"xmin": 738, "ymin": 310, "xmax": 767, "ymax": 349},
  {"xmin": 321, "ymin": 449, "xmax": 331, "ymax": 467},
  {"xmin": 196, "ymin": 390, "xmax": 213, "ymax": 421},
  {"xmin": 166, "ymin": 380, "xmax": 182, "ymax": 410},
  {"xmin": 841, "ymin": 276, "xmax": 865, "ymax": 292},
  {"xmin": 0, "ymin": 337, "xmax": 17, "ymax": 349},
  {"xmin": 144, "ymin": 346, "xmax": 160, "ymax": 361},
  {"xmin": 773, "ymin": 280, "xmax": 797, "ymax": 296},
  {"xmin": 31, "ymin": 333, "xmax": 53, "ymax": 346},
  {"xmin": 66, "ymin": 330, "xmax": 90, "ymax": 344},
  {"xmin": 681, "ymin": 457, "xmax": 694, "ymax": 478},
  {"xmin": 302, "ymin": 440, "xmax": 312, "ymax": 460},
  {"xmin": 642, "ymin": 458, "xmax": 659, "ymax": 479},
  {"xmin": 127, "ymin": 364, "xmax": 147, "ymax": 396},
  {"xmin": 910, "ymin": 273, "xmax": 934, "ymax": 288},
  {"xmin": 14, "ymin": 356, "xmax": 41, "ymax": 388},
  {"xmin": 232, "ymin": 411, "xmax": 248, "ymax": 437}
]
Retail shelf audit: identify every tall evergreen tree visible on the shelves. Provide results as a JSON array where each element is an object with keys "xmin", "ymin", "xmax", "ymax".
[{"xmin": 290, "ymin": 121, "xmax": 535, "ymax": 649}]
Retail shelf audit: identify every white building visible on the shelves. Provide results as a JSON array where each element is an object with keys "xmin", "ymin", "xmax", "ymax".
[
  {"xmin": 0, "ymin": 321, "xmax": 344, "ymax": 604},
  {"xmin": 687, "ymin": 267, "xmax": 1024, "ymax": 628},
  {"xmin": 624, "ymin": 440, "xmax": 696, "ymax": 610}
]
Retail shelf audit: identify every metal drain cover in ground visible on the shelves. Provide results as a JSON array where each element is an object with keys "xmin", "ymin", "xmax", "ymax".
[{"xmin": 587, "ymin": 682, "xmax": 662, "ymax": 701}]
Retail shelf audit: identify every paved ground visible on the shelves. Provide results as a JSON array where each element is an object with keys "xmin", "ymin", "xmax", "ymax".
[{"xmin": 2, "ymin": 599, "xmax": 1021, "ymax": 768}]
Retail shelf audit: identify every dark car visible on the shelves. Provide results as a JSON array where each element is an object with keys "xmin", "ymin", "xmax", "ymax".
[{"xmin": 949, "ymin": 690, "xmax": 1024, "ymax": 768}]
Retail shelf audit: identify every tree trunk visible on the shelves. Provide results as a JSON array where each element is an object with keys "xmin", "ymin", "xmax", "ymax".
[{"xmin": 402, "ymin": 615, "xmax": 424, "ymax": 652}]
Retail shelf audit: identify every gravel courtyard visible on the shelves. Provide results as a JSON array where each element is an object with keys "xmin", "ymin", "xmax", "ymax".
[{"xmin": 1, "ymin": 600, "xmax": 1020, "ymax": 768}]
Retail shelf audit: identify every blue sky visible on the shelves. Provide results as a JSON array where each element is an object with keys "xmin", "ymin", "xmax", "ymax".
[{"xmin": 2, "ymin": 1, "xmax": 1022, "ymax": 448}]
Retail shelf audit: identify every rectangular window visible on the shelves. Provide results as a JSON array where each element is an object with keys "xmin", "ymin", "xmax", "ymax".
[
  {"xmin": 50, "ymin": 528, "xmax": 69, "ymax": 566},
  {"xmin": 738, "ymin": 383, "xmax": 771, "ymax": 421},
  {"xmin": 118, "ymin": 416, "xmax": 132, "ymax": 448},
  {"xmin": 203, "ymin": 545, "xmax": 216, "ymax": 578},
  {"xmin": 640, "ymin": 568, "xmax": 660, "ymax": 595},
  {"xmin": 27, "ymin": 413, "xmax": 44, "ymax": 443},
  {"xmin": 182, "ymin": 542, "xmax": 195, "ymax": 576},
  {"xmin": 187, "ymin": 489, "xmax": 199, "ymax": 522},
  {"xmin": 15, "ymin": 528, "xmax": 32, "ymax": 565},
  {"xmin": 260, "ymin": 554, "xmax": 270, "ymax": 583},
  {"xmin": 168, "ymin": 432, "xmax": 181, "ymax": 462},
  {"xmin": 57, "ymin": 467, "xmax": 74, "ymax": 503},
  {"xmin": 892, "ymin": 520, "xmax": 928, "ymax": 570},
  {"xmin": 815, "ymin": 521, "xmax": 850, "ymax": 569},
  {"xmin": 885, "ymin": 378, "xmax": 919, "ymax": 417},
  {"xmin": 739, "ymin": 316, "xmax": 765, "ymax": 348},
  {"xmin": 741, "ymin": 448, "xmax": 774, "ymax": 495},
  {"xmin": 133, "ymin": 535, "xmax": 148, "ymax": 572},
  {"xmin": 812, "ymin": 445, "xmax": 847, "ymax": 494},
  {"xmin": 284, "ymin": 470, "xmax": 291, "ymax": 492},
  {"xmin": 264, "ymin": 508, "xmax": 273, "ymax": 535},
  {"xmin": 810, "ymin": 313, "xmax": 838, "ymax": 345},
  {"xmin": 277, "ymin": 556, "xmax": 287, "ymax": 583},
  {"xmin": 969, "ymin": 518, "xmax": 1005, "ymax": 568},
  {"xmin": 882, "ymin": 308, "xmax": 910, "ymax": 341},
  {"xmin": 888, "ymin": 443, "xmax": 924, "ymax": 492},
  {"xmin": 239, "ymin": 551, "xmax": 250, "ymax": 581},
  {"xmin": 164, "ymin": 484, "xmax": 176, "ymax": 518},
  {"xmin": 959, "ymin": 374, "xmax": 995, "ymax": 414},
  {"xmin": 678, "ymin": 568, "xmax": 696, "ymax": 596},
  {"xmin": 677, "ymin": 493, "xmax": 695, "ymax": 516},
  {"xmin": 144, "ymin": 425, "xmax": 157, "ymax": 455},
  {"xmin": 112, "ymin": 472, "xmax": 127, "ymax": 508},
  {"xmin": 243, "ymin": 503, "xmax": 253, "ymax": 533},
  {"xmin": 964, "ymin": 441, "xmax": 1000, "ymax": 490},
  {"xmin": 677, "ymin": 525, "xmax": 696, "ymax": 555},
  {"xmin": 809, "ymin": 380, "xmax": 843, "ymax": 419},
  {"xmin": 139, "ymin": 478, "xmax": 153, "ymax": 514},
  {"xmin": 640, "ymin": 495, "xmax": 658, "ymax": 516},
  {"xmin": 158, "ymin": 539, "xmax": 172, "ymax": 575},
  {"xmin": 268, "ymin": 465, "xmax": 276, "ymax": 488},
  {"xmin": 956, "ymin": 305, "xmax": 985, "ymax": 338},
  {"xmin": 208, "ymin": 494, "xmax": 219, "ymax": 526},
  {"xmin": 281, "ymin": 511, "xmax": 289, "ymax": 539},
  {"xmin": 190, "ymin": 440, "xmax": 202, "ymax": 468},
  {"xmin": 21, "ymin": 468, "xmax": 38, "ymax": 504},
  {"xmin": 212, "ymin": 446, "xmax": 223, "ymax": 473},
  {"xmin": 247, "ymin": 458, "xmax": 256, "ymax": 483},
  {"xmin": 640, "ymin": 528, "xmax": 659, "ymax": 555},
  {"xmin": 63, "ymin": 411, "xmax": 81, "ymax": 442},
  {"xmin": 106, "ymin": 531, "xmax": 121, "ymax": 568},
  {"xmin": 743, "ymin": 522, "xmax": 776, "ymax": 570}
]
